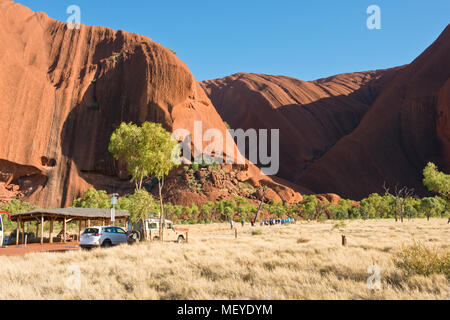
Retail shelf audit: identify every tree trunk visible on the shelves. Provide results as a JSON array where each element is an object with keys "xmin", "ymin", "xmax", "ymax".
[
  {"xmin": 394, "ymin": 199, "xmax": 398, "ymax": 222},
  {"xmin": 158, "ymin": 177, "xmax": 165, "ymax": 242},
  {"xmin": 141, "ymin": 218, "xmax": 147, "ymax": 240},
  {"xmin": 400, "ymin": 202, "xmax": 404, "ymax": 223}
]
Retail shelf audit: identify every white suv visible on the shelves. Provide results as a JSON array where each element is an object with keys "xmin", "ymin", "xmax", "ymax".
[{"xmin": 79, "ymin": 226, "xmax": 128, "ymax": 249}]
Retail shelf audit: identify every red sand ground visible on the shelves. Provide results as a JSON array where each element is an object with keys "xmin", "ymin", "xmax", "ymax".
[{"xmin": 0, "ymin": 243, "xmax": 80, "ymax": 256}]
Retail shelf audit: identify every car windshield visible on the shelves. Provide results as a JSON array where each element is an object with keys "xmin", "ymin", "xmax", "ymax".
[{"xmin": 83, "ymin": 228, "xmax": 99, "ymax": 235}]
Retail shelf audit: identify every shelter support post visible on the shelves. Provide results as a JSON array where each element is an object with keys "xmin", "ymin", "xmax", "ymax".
[
  {"xmin": 16, "ymin": 218, "xmax": 20, "ymax": 245},
  {"xmin": 63, "ymin": 218, "xmax": 67, "ymax": 243},
  {"xmin": 49, "ymin": 218, "xmax": 54, "ymax": 244},
  {"xmin": 40, "ymin": 214, "xmax": 44, "ymax": 245}
]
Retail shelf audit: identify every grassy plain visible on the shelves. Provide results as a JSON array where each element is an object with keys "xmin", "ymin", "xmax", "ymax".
[{"xmin": 0, "ymin": 219, "xmax": 448, "ymax": 300}]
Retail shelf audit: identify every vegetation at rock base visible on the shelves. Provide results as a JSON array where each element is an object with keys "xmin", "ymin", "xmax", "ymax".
[{"xmin": 109, "ymin": 122, "xmax": 180, "ymax": 240}]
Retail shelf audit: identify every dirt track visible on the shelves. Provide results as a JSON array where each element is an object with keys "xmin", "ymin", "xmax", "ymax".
[{"xmin": 0, "ymin": 243, "xmax": 80, "ymax": 256}]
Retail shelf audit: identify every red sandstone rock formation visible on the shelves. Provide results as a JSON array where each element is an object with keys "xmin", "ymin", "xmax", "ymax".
[
  {"xmin": 0, "ymin": 0, "xmax": 301, "ymax": 207},
  {"xmin": 298, "ymin": 25, "xmax": 450, "ymax": 199},
  {"xmin": 201, "ymin": 68, "xmax": 400, "ymax": 183},
  {"xmin": 201, "ymin": 26, "xmax": 449, "ymax": 200}
]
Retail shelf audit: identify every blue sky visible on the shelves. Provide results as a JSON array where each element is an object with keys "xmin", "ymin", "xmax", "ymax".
[{"xmin": 16, "ymin": 0, "xmax": 450, "ymax": 81}]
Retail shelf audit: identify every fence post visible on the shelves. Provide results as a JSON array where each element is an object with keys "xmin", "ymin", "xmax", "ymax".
[
  {"xmin": 235, "ymin": 229, "xmax": 238, "ymax": 239},
  {"xmin": 342, "ymin": 235, "xmax": 347, "ymax": 247}
]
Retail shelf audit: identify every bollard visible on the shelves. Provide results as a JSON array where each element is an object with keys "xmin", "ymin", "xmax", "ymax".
[{"xmin": 342, "ymin": 235, "xmax": 347, "ymax": 247}]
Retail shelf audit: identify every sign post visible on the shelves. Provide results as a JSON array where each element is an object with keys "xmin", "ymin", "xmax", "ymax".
[{"xmin": 110, "ymin": 194, "xmax": 118, "ymax": 226}]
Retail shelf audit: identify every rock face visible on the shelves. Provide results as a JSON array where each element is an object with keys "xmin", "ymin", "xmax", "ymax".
[
  {"xmin": 161, "ymin": 163, "xmax": 303, "ymax": 207},
  {"xmin": 201, "ymin": 68, "xmax": 400, "ymax": 183},
  {"xmin": 0, "ymin": 0, "xmax": 301, "ymax": 207},
  {"xmin": 201, "ymin": 26, "xmax": 450, "ymax": 200},
  {"xmin": 298, "ymin": 25, "xmax": 450, "ymax": 199}
]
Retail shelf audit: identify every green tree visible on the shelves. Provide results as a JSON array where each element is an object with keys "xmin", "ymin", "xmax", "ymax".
[
  {"xmin": 109, "ymin": 122, "xmax": 180, "ymax": 241},
  {"xmin": 215, "ymin": 200, "xmax": 236, "ymax": 222},
  {"xmin": 121, "ymin": 189, "xmax": 158, "ymax": 239},
  {"xmin": 72, "ymin": 188, "xmax": 110, "ymax": 209},
  {"xmin": 200, "ymin": 202, "xmax": 215, "ymax": 222},
  {"xmin": 420, "ymin": 197, "xmax": 446, "ymax": 221},
  {"xmin": 299, "ymin": 195, "xmax": 319, "ymax": 220},
  {"xmin": 423, "ymin": 162, "xmax": 450, "ymax": 202},
  {"xmin": 0, "ymin": 200, "xmax": 37, "ymax": 232}
]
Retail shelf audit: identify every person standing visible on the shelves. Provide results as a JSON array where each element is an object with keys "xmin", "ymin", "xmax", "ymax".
[
  {"xmin": 241, "ymin": 220, "xmax": 245, "ymax": 227},
  {"xmin": 230, "ymin": 220, "xmax": 234, "ymax": 230}
]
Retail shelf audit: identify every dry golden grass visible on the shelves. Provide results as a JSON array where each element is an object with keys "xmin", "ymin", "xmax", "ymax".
[{"xmin": 0, "ymin": 219, "xmax": 448, "ymax": 300}]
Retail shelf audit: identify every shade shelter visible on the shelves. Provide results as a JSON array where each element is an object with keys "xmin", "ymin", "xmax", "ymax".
[{"xmin": 11, "ymin": 208, "xmax": 130, "ymax": 245}]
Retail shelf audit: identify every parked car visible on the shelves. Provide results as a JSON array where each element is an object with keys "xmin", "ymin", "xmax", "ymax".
[
  {"xmin": 128, "ymin": 216, "xmax": 187, "ymax": 244},
  {"xmin": 79, "ymin": 226, "xmax": 128, "ymax": 249}
]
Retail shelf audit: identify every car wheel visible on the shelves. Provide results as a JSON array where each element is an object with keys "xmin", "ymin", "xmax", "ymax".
[
  {"xmin": 128, "ymin": 231, "xmax": 141, "ymax": 244},
  {"xmin": 177, "ymin": 236, "xmax": 185, "ymax": 244},
  {"xmin": 102, "ymin": 239, "xmax": 112, "ymax": 248}
]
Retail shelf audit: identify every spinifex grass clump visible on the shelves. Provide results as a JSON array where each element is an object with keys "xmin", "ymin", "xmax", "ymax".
[{"xmin": 394, "ymin": 241, "xmax": 449, "ymax": 279}]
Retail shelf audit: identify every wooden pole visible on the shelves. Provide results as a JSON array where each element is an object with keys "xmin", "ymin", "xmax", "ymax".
[
  {"xmin": 16, "ymin": 218, "xmax": 20, "ymax": 245},
  {"xmin": 87, "ymin": 219, "xmax": 91, "ymax": 227},
  {"xmin": 40, "ymin": 214, "xmax": 44, "ymax": 245},
  {"xmin": 21, "ymin": 221, "xmax": 25, "ymax": 245},
  {"xmin": 63, "ymin": 218, "xmax": 67, "ymax": 243},
  {"xmin": 49, "ymin": 219, "xmax": 54, "ymax": 244},
  {"xmin": 78, "ymin": 220, "xmax": 82, "ymax": 242},
  {"xmin": 342, "ymin": 235, "xmax": 347, "ymax": 247},
  {"xmin": 235, "ymin": 229, "xmax": 238, "ymax": 239}
]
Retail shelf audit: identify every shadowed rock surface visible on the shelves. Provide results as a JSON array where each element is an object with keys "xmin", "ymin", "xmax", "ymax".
[
  {"xmin": 201, "ymin": 68, "xmax": 400, "ymax": 183},
  {"xmin": 298, "ymin": 25, "xmax": 450, "ymax": 199},
  {"xmin": 201, "ymin": 26, "xmax": 450, "ymax": 199}
]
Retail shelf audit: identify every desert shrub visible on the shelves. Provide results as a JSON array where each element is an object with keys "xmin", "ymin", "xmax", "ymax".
[
  {"xmin": 360, "ymin": 193, "xmax": 394, "ymax": 219},
  {"xmin": 200, "ymin": 202, "xmax": 215, "ymax": 221},
  {"xmin": 329, "ymin": 199, "xmax": 352, "ymax": 220},
  {"xmin": 419, "ymin": 196, "xmax": 447, "ymax": 220},
  {"xmin": 332, "ymin": 221, "xmax": 347, "ymax": 230},
  {"xmin": 298, "ymin": 195, "xmax": 320, "ymax": 220},
  {"xmin": 252, "ymin": 230, "xmax": 262, "ymax": 236},
  {"xmin": 215, "ymin": 199, "xmax": 236, "ymax": 222},
  {"xmin": 394, "ymin": 242, "xmax": 450, "ymax": 279},
  {"xmin": 264, "ymin": 201, "xmax": 287, "ymax": 219}
]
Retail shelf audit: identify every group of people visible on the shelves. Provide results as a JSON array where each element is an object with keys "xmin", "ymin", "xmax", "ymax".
[
  {"xmin": 230, "ymin": 217, "xmax": 295, "ymax": 229},
  {"xmin": 261, "ymin": 218, "xmax": 294, "ymax": 226}
]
